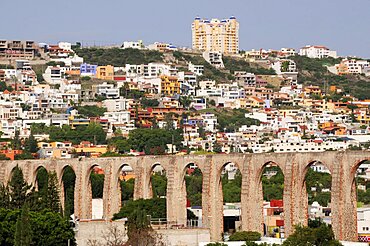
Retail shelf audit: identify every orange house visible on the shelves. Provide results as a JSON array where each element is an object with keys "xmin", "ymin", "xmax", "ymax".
[{"xmin": 0, "ymin": 150, "xmax": 23, "ymax": 160}]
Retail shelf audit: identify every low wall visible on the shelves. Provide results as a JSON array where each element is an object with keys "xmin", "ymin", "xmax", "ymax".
[
  {"xmin": 157, "ymin": 228, "xmax": 211, "ymax": 246},
  {"xmin": 199, "ymin": 239, "xmax": 368, "ymax": 246},
  {"xmin": 75, "ymin": 220, "xmax": 210, "ymax": 246},
  {"xmin": 75, "ymin": 219, "xmax": 127, "ymax": 246}
]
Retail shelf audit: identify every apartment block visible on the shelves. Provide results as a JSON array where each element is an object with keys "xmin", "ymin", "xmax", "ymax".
[
  {"xmin": 0, "ymin": 40, "xmax": 38, "ymax": 60},
  {"xmin": 336, "ymin": 58, "xmax": 369, "ymax": 75},
  {"xmin": 192, "ymin": 16, "xmax": 239, "ymax": 54},
  {"xmin": 160, "ymin": 75, "xmax": 181, "ymax": 96}
]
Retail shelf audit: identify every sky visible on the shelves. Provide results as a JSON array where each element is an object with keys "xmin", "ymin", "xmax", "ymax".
[{"xmin": 1, "ymin": 0, "xmax": 370, "ymax": 58}]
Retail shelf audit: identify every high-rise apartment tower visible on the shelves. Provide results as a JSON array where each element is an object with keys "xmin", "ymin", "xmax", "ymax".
[{"xmin": 192, "ymin": 16, "xmax": 239, "ymax": 54}]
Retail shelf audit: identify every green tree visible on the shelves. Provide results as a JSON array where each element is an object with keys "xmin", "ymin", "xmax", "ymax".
[
  {"xmin": 76, "ymin": 105, "xmax": 107, "ymax": 118},
  {"xmin": 229, "ymin": 231, "xmax": 261, "ymax": 241},
  {"xmin": 8, "ymin": 166, "xmax": 33, "ymax": 209},
  {"xmin": 140, "ymin": 98, "xmax": 159, "ymax": 108},
  {"xmin": 35, "ymin": 168, "xmax": 48, "ymax": 205},
  {"xmin": 179, "ymin": 96, "xmax": 192, "ymax": 109},
  {"xmin": 262, "ymin": 166, "xmax": 284, "ymax": 201},
  {"xmin": 164, "ymin": 113, "xmax": 175, "ymax": 131},
  {"xmin": 90, "ymin": 172, "xmax": 105, "ymax": 199},
  {"xmin": 152, "ymin": 173, "xmax": 167, "ymax": 198},
  {"xmin": 113, "ymin": 198, "xmax": 166, "ymax": 220},
  {"xmin": 213, "ymin": 142, "xmax": 223, "ymax": 153},
  {"xmin": 108, "ymin": 136, "xmax": 131, "ymax": 153},
  {"xmin": 24, "ymin": 133, "xmax": 38, "ymax": 153},
  {"xmin": 46, "ymin": 172, "xmax": 61, "ymax": 213},
  {"xmin": 126, "ymin": 209, "xmax": 165, "ymax": 246},
  {"xmin": 128, "ymin": 128, "xmax": 183, "ymax": 155},
  {"xmin": 14, "ymin": 204, "xmax": 32, "ymax": 246},
  {"xmin": 121, "ymin": 178, "xmax": 135, "ymax": 202},
  {"xmin": 75, "ymin": 47, "xmax": 163, "ymax": 67},
  {"xmin": 305, "ymin": 168, "xmax": 332, "ymax": 206},
  {"xmin": 14, "ymin": 152, "xmax": 34, "ymax": 160},
  {"xmin": 283, "ymin": 225, "xmax": 342, "ymax": 246},
  {"xmin": 12, "ymin": 130, "xmax": 22, "ymax": 150},
  {"xmin": 215, "ymin": 108, "xmax": 260, "ymax": 132},
  {"xmin": 62, "ymin": 166, "xmax": 76, "ymax": 218},
  {"xmin": 185, "ymin": 170, "xmax": 203, "ymax": 206},
  {"xmin": 0, "ymin": 184, "xmax": 10, "ymax": 208},
  {"xmin": 222, "ymin": 170, "xmax": 242, "ymax": 203},
  {"xmin": 0, "ymin": 81, "xmax": 14, "ymax": 92}
]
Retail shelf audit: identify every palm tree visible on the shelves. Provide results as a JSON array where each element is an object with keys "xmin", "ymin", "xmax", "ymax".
[{"xmin": 179, "ymin": 96, "xmax": 192, "ymax": 110}]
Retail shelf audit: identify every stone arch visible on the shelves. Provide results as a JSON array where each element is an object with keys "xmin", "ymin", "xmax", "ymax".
[
  {"xmin": 217, "ymin": 161, "xmax": 242, "ymax": 180},
  {"xmin": 180, "ymin": 162, "xmax": 203, "ymax": 227},
  {"xmin": 116, "ymin": 163, "xmax": 136, "ymax": 206},
  {"xmin": 59, "ymin": 165, "xmax": 76, "ymax": 217},
  {"xmin": 350, "ymin": 158, "xmax": 370, "ymax": 183},
  {"xmin": 148, "ymin": 162, "xmax": 167, "ymax": 199},
  {"xmin": 217, "ymin": 161, "xmax": 242, "ymax": 236},
  {"xmin": 257, "ymin": 161, "xmax": 285, "ymax": 237},
  {"xmin": 34, "ymin": 165, "xmax": 48, "ymax": 191},
  {"xmin": 87, "ymin": 164, "xmax": 106, "ymax": 219},
  {"xmin": 256, "ymin": 161, "xmax": 283, "ymax": 184},
  {"xmin": 349, "ymin": 158, "xmax": 370, "ymax": 241},
  {"xmin": 301, "ymin": 160, "xmax": 333, "ymax": 227}
]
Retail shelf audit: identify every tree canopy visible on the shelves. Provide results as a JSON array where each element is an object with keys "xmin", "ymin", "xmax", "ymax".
[
  {"xmin": 113, "ymin": 198, "xmax": 166, "ymax": 220},
  {"xmin": 282, "ymin": 224, "xmax": 342, "ymax": 246},
  {"xmin": 31, "ymin": 123, "xmax": 107, "ymax": 145},
  {"xmin": 0, "ymin": 166, "xmax": 75, "ymax": 245},
  {"xmin": 128, "ymin": 128, "xmax": 183, "ymax": 155},
  {"xmin": 75, "ymin": 48, "xmax": 163, "ymax": 66}
]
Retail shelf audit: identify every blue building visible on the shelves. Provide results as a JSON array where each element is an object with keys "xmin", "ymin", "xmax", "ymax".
[{"xmin": 80, "ymin": 63, "xmax": 97, "ymax": 76}]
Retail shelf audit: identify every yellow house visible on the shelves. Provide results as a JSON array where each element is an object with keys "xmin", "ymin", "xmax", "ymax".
[
  {"xmin": 160, "ymin": 75, "xmax": 180, "ymax": 96},
  {"xmin": 96, "ymin": 65, "xmax": 114, "ymax": 80},
  {"xmin": 249, "ymin": 96, "xmax": 265, "ymax": 108},
  {"xmin": 74, "ymin": 141, "xmax": 108, "ymax": 158},
  {"xmin": 357, "ymin": 111, "xmax": 370, "ymax": 125}
]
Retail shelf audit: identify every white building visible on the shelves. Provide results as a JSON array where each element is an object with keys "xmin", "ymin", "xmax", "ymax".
[
  {"xmin": 43, "ymin": 66, "xmax": 64, "ymax": 85},
  {"xmin": 202, "ymin": 51, "xmax": 224, "ymax": 68},
  {"xmin": 299, "ymin": 45, "xmax": 337, "ymax": 59},
  {"xmin": 188, "ymin": 62, "xmax": 204, "ymax": 76},
  {"xmin": 121, "ymin": 40, "xmax": 143, "ymax": 50},
  {"xmin": 357, "ymin": 207, "xmax": 370, "ymax": 242},
  {"xmin": 103, "ymin": 98, "xmax": 132, "ymax": 112},
  {"xmin": 341, "ymin": 58, "xmax": 369, "ymax": 74},
  {"xmin": 103, "ymin": 111, "xmax": 131, "ymax": 124},
  {"xmin": 93, "ymin": 82, "xmax": 119, "ymax": 99},
  {"xmin": 58, "ymin": 42, "xmax": 72, "ymax": 51},
  {"xmin": 125, "ymin": 63, "xmax": 177, "ymax": 78},
  {"xmin": 271, "ymin": 59, "xmax": 297, "ymax": 74},
  {"xmin": 201, "ymin": 113, "xmax": 218, "ymax": 132},
  {"xmin": 279, "ymin": 48, "xmax": 296, "ymax": 57}
]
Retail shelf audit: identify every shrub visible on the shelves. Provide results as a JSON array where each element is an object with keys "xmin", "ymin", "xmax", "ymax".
[
  {"xmin": 229, "ymin": 231, "xmax": 261, "ymax": 241},
  {"xmin": 206, "ymin": 243, "xmax": 228, "ymax": 246}
]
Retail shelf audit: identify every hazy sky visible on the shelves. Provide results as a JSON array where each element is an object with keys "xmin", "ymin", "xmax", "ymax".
[{"xmin": 1, "ymin": 0, "xmax": 370, "ymax": 57}]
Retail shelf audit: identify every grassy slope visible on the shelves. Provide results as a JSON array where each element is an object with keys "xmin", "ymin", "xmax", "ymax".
[{"xmin": 290, "ymin": 56, "xmax": 370, "ymax": 99}]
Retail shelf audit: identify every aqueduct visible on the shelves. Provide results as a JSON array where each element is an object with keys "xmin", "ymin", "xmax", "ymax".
[{"xmin": 0, "ymin": 151, "xmax": 368, "ymax": 242}]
